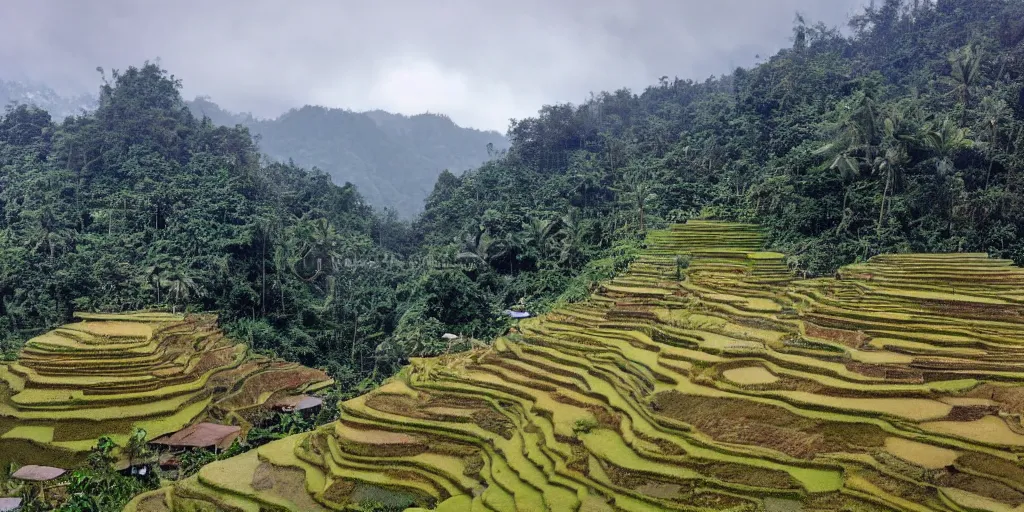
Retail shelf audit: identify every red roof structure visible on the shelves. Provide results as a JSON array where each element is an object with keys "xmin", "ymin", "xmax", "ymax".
[
  {"xmin": 150, "ymin": 423, "xmax": 241, "ymax": 450},
  {"xmin": 11, "ymin": 465, "xmax": 66, "ymax": 482},
  {"xmin": 272, "ymin": 395, "xmax": 323, "ymax": 413},
  {"xmin": 0, "ymin": 498, "xmax": 23, "ymax": 512}
]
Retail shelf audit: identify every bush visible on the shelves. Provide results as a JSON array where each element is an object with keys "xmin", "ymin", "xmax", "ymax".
[{"xmin": 572, "ymin": 417, "xmax": 598, "ymax": 435}]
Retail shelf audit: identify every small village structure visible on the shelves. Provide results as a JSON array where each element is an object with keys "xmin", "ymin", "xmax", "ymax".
[{"xmin": 10, "ymin": 465, "xmax": 67, "ymax": 508}]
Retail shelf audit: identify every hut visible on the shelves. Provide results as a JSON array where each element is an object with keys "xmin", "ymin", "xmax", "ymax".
[
  {"xmin": 150, "ymin": 423, "xmax": 241, "ymax": 455},
  {"xmin": 10, "ymin": 465, "xmax": 67, "ymax": 507}
]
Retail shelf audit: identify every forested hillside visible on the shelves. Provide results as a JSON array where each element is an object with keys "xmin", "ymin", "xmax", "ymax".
[
  {"xmin": 187, "ymin": 98, "xmax": 509, "ymax": 217},
  {"xmin": 0, "ymin": 65, "xmax": 434, "ymax": 393},
  {"xmin": 418, "ymin": 0, "xmax": 1024, "ymax": 295}
]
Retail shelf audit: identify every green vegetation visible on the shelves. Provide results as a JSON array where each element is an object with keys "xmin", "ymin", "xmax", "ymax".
[
  {"xmin": 4, "ymin": 0, "xmax": 1024, "ymax": 508},
  {"xmin": 3, "ymin": 0, "xmax": 1021, "ymax": 414}
]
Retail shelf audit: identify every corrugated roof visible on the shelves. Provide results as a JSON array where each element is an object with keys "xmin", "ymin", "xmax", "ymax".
[
  {"xmin": 0, "ymin": 498, "xmax": 23, "ymax": 512},
  {"xmin": 273, "ymin": 395, "xmax": 323, "ymax": 412},
  {"xmin": 150, "ymin": 422, "xmax": 241, "ymax": 450},
  {"xmin": 11, "ymin": 465, "xmax": 65, "ymax": 481}
]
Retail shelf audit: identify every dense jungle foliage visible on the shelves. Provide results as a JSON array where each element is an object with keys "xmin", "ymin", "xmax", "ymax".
[
  {"xmin": 424, "ymin": 0, "xmax": 1024, "ymax": 282},
  {"xmin": 2, "ymin": 0, "xmax": 1024, "ymax": 393}
]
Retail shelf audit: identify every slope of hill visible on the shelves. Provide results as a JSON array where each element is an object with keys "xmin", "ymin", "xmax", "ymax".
[
  {"xmin": 187, "ymin": 98, "xmax": 509, "ymax": 217},
  {"xmin": 0, "ymin": 64, "xmax": 424, "ymax": 397},
  {"xmin": 412, "ymin": 0, "xmax": 1024, "ymax": 294},
  {"xmin": 0, "ymin": 311, "xmax": 332, "ymax": 467},
  {"xmin": 131, "ymin": 220, "xmax": 1024, "ymax": 512}
]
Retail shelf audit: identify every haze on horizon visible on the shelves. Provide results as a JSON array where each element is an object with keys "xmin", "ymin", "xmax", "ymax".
[{"xmin": 1, "ymin": 0, "xmax": 866, "ymax": 132}]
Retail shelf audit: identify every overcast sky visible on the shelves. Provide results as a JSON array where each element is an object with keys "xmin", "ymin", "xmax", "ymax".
[{"xmin": 1, "ymin": 0, "xmax": 866, "ymax": 132}]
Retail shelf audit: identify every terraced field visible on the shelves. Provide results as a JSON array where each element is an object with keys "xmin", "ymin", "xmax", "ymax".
[
  {"xmin": 0, "ymin": 312, "xmax": 333, "ymax": 466},
  {"xmin": 130, "ymin": 221, "xmax": 1024, "ymax": 511}
]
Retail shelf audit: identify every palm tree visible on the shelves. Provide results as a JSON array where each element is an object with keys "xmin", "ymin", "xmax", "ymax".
[
  {"xmin": 872, "ymin": 145, "xmax": 909, "ymax": 235},
  {"xmin": 944, "ymin": 44, "xmax": 983, "ymax": 124},
  {"xmin": 522, "ymin": 217, "xmax": 561, "ymax": 261},
  {"xmin": 29, "ymin": 220, "xmax": 73, "ymax": 260},
  {"xmin": 295, "ymin": 217, "xmax": 343, "ymax": 281},
  {"xmin": 922, "ymin": 117, "xmax": 974, "ymax": 232},
  {"xmin": 978, "ymin": 96, "xmax": 1010, "ymax": 188},
  {"xmin": 140, "ymin": 261, "xmax": 170, "ymax": 303},
  {"xmin": 161, "ymin": 270, "xmax": 202, "ymax": 313},
  {"xmin": 619, "ymin": 170, "xmax": 657, "ymax": 234},
  {"xmin": 817, "ymin": 89, "xmax": 884, "ymax": 200},
  {"xmin": 455, "ymin": 227, "xmax": 500, "ymax": 268},
  {"xmin": 555, "ymin": 214, "xmax": 587, "ymax": 268},
  {"xmin": 871, "ymin": 110, "xmax": 920, "ymax": 234},
  {"xmin": 923, "ymin": 117, "xmax": 974, "ymax": 175}
]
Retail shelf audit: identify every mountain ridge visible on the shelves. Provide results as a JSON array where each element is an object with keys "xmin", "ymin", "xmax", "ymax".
[{"xmin": 186, "ymin": 97, "xmax": 510, "ymax": 217}]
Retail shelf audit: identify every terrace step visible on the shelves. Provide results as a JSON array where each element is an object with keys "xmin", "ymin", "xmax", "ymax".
[{"xmin": 131, "ymin": 222, "xmax": 1024, "ymax": 512}]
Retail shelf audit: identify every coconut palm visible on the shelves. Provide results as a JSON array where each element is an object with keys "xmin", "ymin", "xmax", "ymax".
[
  {"xmin": 161, "ymin": 270, "xmax": 203, "ymax": 313},
  {"xmin": 817, "ymin": 89, "xmax": 884, "ymax": 196},
  {"xmin": 977, "ymin": 96, "xmax": 1011, "ymax": 188},
  {"xmin": 617, "ymin": 166, "xmax": 658, "ymax": 234},
  {"xmin": 522, "ymin": 217, "xmax": 562, "ymax": 262},
  {"xmin": 294, "ymin": 217, "xmax": 343, "ymax": 281},
  {"xmin": 923, "ymin": 117, "xmax": 974, "ymax": 176},
  {"xmin": 943, "ymin": 44, "xmax": 983, "ymax": 123},
  {"xmin": 455, "ymin": 227, "xmax": 501, "ymax": 268}
]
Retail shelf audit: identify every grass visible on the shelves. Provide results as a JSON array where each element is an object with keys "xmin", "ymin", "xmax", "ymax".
[{"xmin": 135, "ymin": 221, "xmax": 1024, "ymax": 512}]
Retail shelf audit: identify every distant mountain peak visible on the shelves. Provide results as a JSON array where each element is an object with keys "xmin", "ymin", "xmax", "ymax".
[{"xmin": 187, "ymin": 97, "xmax": 510, "ymax": 217}]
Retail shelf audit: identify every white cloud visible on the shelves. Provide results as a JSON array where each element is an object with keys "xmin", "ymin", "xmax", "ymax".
[{"xmin": 0, "ymin": 0, "xmax": 868, "ymax": 131}]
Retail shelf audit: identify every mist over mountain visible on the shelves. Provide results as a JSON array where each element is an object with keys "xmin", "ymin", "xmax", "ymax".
[
  {"xmin": 187, "ymin": 97, "xmax": 509, "ymax": 217},
  {"xmin": 0, "ymin": 78, "xmax": 96, "ymax": 119},
  {"xmin": 0, "ymin": 78, "xmax": 507, "ymax": 217}
]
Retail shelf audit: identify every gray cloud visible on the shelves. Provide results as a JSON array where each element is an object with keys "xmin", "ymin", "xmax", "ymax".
[{"xmin": 0, "ymin": 0, "xmax": 866, "ymax": 131}]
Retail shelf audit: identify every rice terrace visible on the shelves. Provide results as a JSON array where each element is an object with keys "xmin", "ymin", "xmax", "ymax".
[
  {"xmin": 0, "ymin": 312, "xmax": 333, "ymax": 468},
  {"xmin": 110, "ymin": 220, "xmax": 1024, "ymax": 512}
]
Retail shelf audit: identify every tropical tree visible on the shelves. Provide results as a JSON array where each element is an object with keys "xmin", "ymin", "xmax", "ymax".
[
  {"xmin": 455, "ymin": 226, "xmax": 503, "ymax": 268},
  {"xmin": 124, "ymin": 427, "xmax": 150, "ymax": 469},
  {"xmin": 161, "ymin": 269, "xmax": 203, "ymax": 313},
  {"xmin": 522, "ymin": 217, "xmax": 561, "ymax": 261},
  {"xmin": 944, "ymin": 44, "xmax": 983, "ymax": 124},
  {"xmin": 618, "ymin": 167, "xmax": 658, "ymax": 234},
  {"xmin": 922, "ymin": 117, "xmax": 973, "ymax": 176}
]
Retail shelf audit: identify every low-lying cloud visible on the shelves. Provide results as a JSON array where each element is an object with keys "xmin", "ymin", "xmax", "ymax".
[{"xmin": 0, "ymin": 0, "xmax": 866, "ymax": 131}]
